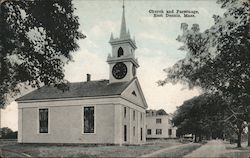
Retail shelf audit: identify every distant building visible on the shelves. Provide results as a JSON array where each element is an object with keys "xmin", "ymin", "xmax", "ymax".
[
  {"xmin": 146, "ymin": 109, "xmax": 177, "ymax": 139},
  {"xmin": 16, "ymin": 3, "xmax": 148, "ymax": 145}
]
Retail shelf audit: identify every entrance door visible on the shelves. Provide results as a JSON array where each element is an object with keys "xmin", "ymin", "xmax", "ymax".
[
  {"xmin": 124, "ymin": 125, "xmax": 127, "ymax": 142},
  {"xmin": 141, "ymin": 128, "xmax": 143, "ymax": 141}
]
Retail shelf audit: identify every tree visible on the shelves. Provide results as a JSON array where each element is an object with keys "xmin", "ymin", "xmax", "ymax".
[
  {"xmin": 0, "ymin": 0, "xmax": 85, "ymax": 107},
  {"xmin": 0, "ymin": 127, "xmax": 12, "ymax": 138},
  {"xmin": 0, "ymin": 127, "xmax": 17, "ymax": 139},
  {"xmin": 172, "ymin": 93, "xmax": 227, "ymax": 142},
  {"xmin": 156, "ymin": 109, "xmax": 168, "ymax": 115},
  {"xmin": 159, "ymin": 0, "xmax": 250, "ymax": 147}
]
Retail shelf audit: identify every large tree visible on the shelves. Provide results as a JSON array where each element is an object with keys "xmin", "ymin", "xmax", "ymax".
[
  {"xmin": 0, "ymin": 0, "xmax": 85, "ymax": 107},
  {"xmin": 159, "ymin": 0, "xmax": 250, "ymax": 147}
]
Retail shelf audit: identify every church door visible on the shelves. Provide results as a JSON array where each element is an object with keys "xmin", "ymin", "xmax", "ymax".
[
  {"xmin": 124, "ymin": 125, "xmax": 127, "ymax": 142},
  {"xmin": 140, "ymin": 128, "xmax": 143, "ymax": 141}
]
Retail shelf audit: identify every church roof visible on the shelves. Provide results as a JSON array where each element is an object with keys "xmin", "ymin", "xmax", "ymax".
[{"xmin": 16, "ymin": 79, "xmax": 132, "ymax": 102}]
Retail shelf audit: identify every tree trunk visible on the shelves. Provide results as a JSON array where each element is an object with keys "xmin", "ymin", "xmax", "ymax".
[
  {"xmin": 199, "ymin": 134, "xmax": 202, "ymax": 142},
  {"xmin": 237, "ymin": 128, "xmax": 242, "ymax": 148},
  {"xmin": 248, "ymin": 124, "xmax": 250, "ymax": 147},
  {"xmin": 194, "ymin": 134, "xmax": 198, "ymax": 143}
]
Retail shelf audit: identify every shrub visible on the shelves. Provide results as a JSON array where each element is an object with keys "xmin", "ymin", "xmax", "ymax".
[{"xmin": 0, "ymin": 127, "xmax": 17, "ymax": 139}]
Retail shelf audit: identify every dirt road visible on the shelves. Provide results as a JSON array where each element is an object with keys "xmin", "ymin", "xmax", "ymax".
[
  {"xmin": 140, "ymin": 143, "xmax": 201, "ymax": 157},
  {"xmin": 184, "ymin": 140, "xmax": 227, "ymax": 157}
]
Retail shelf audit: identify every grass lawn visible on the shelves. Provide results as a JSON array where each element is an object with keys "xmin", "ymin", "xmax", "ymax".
[
  {"xmin": 220, "ymin": 142, "xmax": 250, "ymax": 158},
  {"xmin": 1, "ymin": 139, "xmax": 185, "ymax": 157}
]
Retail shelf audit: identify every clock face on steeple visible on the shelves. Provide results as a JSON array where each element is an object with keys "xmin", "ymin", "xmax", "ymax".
[{"xmin": 112, "ymin": 62, "xmax": 127, "ymax": 79}]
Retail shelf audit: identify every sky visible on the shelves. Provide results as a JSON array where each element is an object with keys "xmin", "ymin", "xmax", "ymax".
[{"xmin": 1, "ymin": 0, "xmax": 225, "ymax": 131}]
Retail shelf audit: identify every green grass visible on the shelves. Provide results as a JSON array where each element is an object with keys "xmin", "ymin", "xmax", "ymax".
[
  {"xmin": 1, "ymin": 140, "xmax": 183, "ymax": 157},
  {"xmin": 220, "ymin": 151, "xmax": 250, "ymax": 158}
]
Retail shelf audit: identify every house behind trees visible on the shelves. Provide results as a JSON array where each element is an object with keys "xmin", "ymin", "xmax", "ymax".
[{"xmin": 146, "ymin": 109, "xmax": 177, "ymax": 139}]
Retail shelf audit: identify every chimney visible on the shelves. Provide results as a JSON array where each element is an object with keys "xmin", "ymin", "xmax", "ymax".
[{"xmin": 87, "ymin": 74, "xmax": 91, "ymax": 82}]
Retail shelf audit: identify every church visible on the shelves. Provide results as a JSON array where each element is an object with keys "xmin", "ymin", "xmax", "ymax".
[{"xmin": 16, "ymin": 4, "xmax": 148, "ymax": 145}]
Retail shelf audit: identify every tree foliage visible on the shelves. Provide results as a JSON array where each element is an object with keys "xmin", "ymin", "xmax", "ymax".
[
  {"xmin": 172, "ymin": 94, "xmax": 227, "ymax": 141},
  {"xmin": 156, "ymin": 109, "xmax": 168, "ymax": 115},
  {"xmin": 159, "ymin": 0, "xmax": 250, "ymax": 96},
  {"xmin": 0, "ymin": 0, "xmax": 85, "ymax": 107},
  {"xmin": 0, "ymin": 127, "xmax": 17, "ymax": 139},
  {"xmin": 159, "ymin": 0, "xmax": 250, "ymax": 147}
]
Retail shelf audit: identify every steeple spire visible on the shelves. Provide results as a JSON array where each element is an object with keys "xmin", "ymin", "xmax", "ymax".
[
  {"xmin": 120, "ymin": 0, "xmax": 127, "ymax": 38},
  {"xmin": 109, "ymin": 0, "xmax": 136, "ymax": 48}
]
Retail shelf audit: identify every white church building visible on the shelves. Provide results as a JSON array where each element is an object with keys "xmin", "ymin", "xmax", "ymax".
[{"xmin": 16, "ymin": 4, "xmax": 148, "ymax": 145}]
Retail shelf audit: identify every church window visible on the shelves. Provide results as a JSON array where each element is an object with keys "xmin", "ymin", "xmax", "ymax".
[
  {"xmin": 133, "ymin": 126, "xmax": 135, "ymax": 136},
  {"xmin": 124, "ymin": 106, "xmax": 127, "ymax": 118},
  {"xmin": 118, "ymin": 47, "xmax": 124, "ymax": 57},
  {"xmin": 140, "ymin": 112, "xmax": 142, "ymax": 121},
  {"xmin": 133, "ymin": 110, "xmax": 136, "ymax": 121},
  {"xmin": 39, "ymin": 108, "xmax": 49, "ymax": 133},
  {"xmin": 83, "ymin": 106, "xmax": 95, "ymax": 133}
]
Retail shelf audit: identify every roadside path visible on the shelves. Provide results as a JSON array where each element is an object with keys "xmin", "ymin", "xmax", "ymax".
[
  {"xmin": 140, "ymin": 143, "xmax": 193, "ymax": 157},
  {"xmin": 184, "ymin": 140, "xmax": 227, "ymax": 157}
]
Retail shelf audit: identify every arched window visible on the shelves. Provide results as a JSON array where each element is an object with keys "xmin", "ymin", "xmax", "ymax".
[{"xmin": 118, "ymin": 47, "xmax": 124, "ymax": 57}]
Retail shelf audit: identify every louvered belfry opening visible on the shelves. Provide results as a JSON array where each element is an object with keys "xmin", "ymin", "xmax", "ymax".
[{"xmin": 118, "ymin": 47, "xmax": 124, "ymax": 57}]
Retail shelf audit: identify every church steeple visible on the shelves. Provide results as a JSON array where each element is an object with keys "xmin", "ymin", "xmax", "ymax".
[
  {"xmin": 120, "ymin": 0, "xmax": 127, "ymax": 38},
  {"xmin": 107, "ymin": 0, "xmax": 139, "ymax": 83},
  {"xmin": 109, "ymin": 0, "xmax": 135, "ymax": 44}
]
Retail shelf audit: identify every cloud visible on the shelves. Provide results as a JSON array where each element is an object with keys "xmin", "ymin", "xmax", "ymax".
[
  {"xmin": 138, "ymin": 32, "xmax": 180, "ymax": 46},
  {"xmin": 142, "ymin": 83, "xmax": 200, "ymax": 113},
  {"xmin": 64, "ymin": 47, "xmax": 108, "ymax": 82},
  {"xmin": 136, "ymin": 46, "xmax": 200, "ymax": 113},
  {"xmin": 83, "ymin": 38, "xmax": 98, "ymax": 49},
  {"xmin": 1, "ymin": 102, "xmax": 18, "ymax": 131},
  {"xmin": 89, "ymin": 20, "xmax": 119, "ymax": 38}
]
